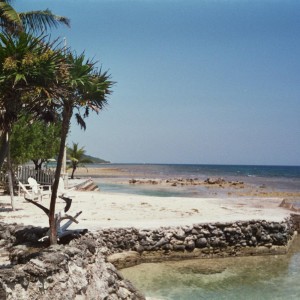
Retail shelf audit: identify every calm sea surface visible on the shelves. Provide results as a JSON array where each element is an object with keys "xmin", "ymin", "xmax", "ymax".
[{"xmin": 93, "ymin": 164, "xmax": 300, "ymax": 299}]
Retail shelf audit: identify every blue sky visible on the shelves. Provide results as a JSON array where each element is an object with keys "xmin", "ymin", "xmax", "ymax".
[{"xmin": 17, "ymin": 0, "xmax": 300, "ymax": 165}]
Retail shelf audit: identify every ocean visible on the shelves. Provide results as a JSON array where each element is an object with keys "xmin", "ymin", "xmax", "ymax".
[
  {"xmin": 92, "ymin": 163, "xmax": 300, "ymax": 179},
  {"xmin": 91, "ymin": 164, "xmax": 300, "ymax": 299},
  {"xmin": 92, "ymin": 164, "xmax": 300, "ymax": 197}
]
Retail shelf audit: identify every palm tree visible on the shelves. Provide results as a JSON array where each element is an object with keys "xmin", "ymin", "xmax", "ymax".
[
  {"xmin": 0, "ymin": 32, "xmax": 66, "ymax": 169},
  {"xmin": 67, "ymin": 142, "xmax": 92, "ymax": 179},
  {"xmin": 0, "ymin": 0, "xmax": 70, "ymax": 34},
  {"xmin": 0, "ymin": 0, "xmax": 69, "ymax": 168},
  {"xmin": 48, "ymin": 52, "xmax": 113, "ymax": 244},
  {"xmin": 0, "ymin": 31, "xmax": 66, "ymax": 212}
]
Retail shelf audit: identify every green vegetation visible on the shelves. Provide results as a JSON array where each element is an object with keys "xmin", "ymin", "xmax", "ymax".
[
  {"xmin": 10, "ymin": 116, "xmax": 61, "ymax": 169},
  {"xmin": 0, "ymin": 2, "xmax": 114, "ymax": 244}
]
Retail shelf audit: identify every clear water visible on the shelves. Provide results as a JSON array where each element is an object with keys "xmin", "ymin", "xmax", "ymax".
[
  {"xmin": 99, "ymin": 182, "xmax": 188, "ymax": 197},
  {"xmin": 121, "ymin": 236, "xmax": 300, "ymax": 300}
]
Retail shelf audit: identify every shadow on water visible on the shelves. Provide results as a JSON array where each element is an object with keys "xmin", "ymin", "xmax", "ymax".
[{"xmin": 121, "ymin": 236, "xmax": 300, "ymax": 300}]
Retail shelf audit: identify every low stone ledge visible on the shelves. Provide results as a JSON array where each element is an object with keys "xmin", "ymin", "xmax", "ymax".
[{"xmin": 107, "ymin": 251, "xmax": 141, "ymax": 269}]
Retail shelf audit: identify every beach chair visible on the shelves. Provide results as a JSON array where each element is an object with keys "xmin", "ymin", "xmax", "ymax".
[
  {"xmin": 27, "ymin": 177, "xmax": 52, "ymax": 200},
  {"xmin": 18, "ymin": 181, "xmax": 41, "ymax": 201}
]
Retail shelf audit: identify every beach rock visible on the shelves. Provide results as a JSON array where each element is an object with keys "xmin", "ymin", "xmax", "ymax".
[
  {"xmin": 195, "ymin": 237, "xmax": 208, "ymax": 248},
  {"xmin": 174, "ymin": 228, "xmax": 186, "ymax": 240},
  {"xmin": 204, "ymin": 178, "xmax": 225, "ymax": 185},
  {"xmin": 271, "ymin": 233, "xmax": 286, "ymax": 245},
  {"xmin": 173, "ymin": 244, "xmax": 185, "ymax": 251},
  {"xmin": 152, "ymin": 237, "xmax": 169, "ymax": 249},
  {"xmin": 185, "ymin": 240, "xmax": 195, "ymax": 251}
]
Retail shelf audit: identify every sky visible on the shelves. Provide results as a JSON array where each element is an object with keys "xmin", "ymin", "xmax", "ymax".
[{"xmin": 16, "ymin": 0, "xmax": 300, "ymax": 165}]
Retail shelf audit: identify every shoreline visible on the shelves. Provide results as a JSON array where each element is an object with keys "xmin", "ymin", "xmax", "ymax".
[{"xmin": 2, "ymin": 168, "xmax": 300, "ymax": 231}]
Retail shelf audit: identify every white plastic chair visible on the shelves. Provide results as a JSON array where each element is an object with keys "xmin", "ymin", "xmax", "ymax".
[
  {"xmin": 18, "ymin": 181, "xmax": 40, "ymax": 201},
  {"xmin": 27, "ymin": 177, "xmax": 51, "ymax": 200}
]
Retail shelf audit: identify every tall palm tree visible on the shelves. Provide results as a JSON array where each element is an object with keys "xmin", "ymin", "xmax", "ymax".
[
  {"xmin": 0, "ymin": 0, "xmax": 70, "ymax": 34},
  {"xmin": 48, "ymin": 52, "xmax": 113, "ymax": 244},
  {"xmin": 0, "ymin": 0, "xmax": 69, "ymax": 168},
  {"xmin": 67, "ymin": 142, "xmax": 92, "ymax": 179},
  {"xmin": 0, "ymin": 32, "xmax": 67, "ymax": 169}
]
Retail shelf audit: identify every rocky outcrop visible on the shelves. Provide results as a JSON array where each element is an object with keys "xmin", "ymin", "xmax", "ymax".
[
  {"xmin": 0, "ymin": 225, "xmax": 145, "ymax": 300},
  {"xmin": 129, "ymin": 177, "xmax": 244, "ymax": 188}
]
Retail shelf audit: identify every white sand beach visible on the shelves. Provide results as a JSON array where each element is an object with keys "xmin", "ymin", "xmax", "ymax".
[{"xmin": 0, "ymin": 189, "xmax": 292, "ymax": 232}]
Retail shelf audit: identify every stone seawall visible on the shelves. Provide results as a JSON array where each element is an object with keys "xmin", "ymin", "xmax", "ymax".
[
  {"xmin": 0, "ymin": 216, "xmax": 298, "ymax": 299},
  {"xmin": 104, "ymin": 218, "xmax": 297, "ymax": 269}
]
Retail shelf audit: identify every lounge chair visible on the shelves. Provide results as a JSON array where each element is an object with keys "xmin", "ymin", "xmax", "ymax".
[
  {"xmin": 18, "ymin": 181, "xmax": 41, "ymax": 201},
  {"xmin": 27, "ymin": 177, "xmax": 52, "ymax": 200}
]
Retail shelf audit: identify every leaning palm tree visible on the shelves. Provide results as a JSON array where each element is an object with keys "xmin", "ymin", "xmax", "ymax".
[
  {"xmin": 0, "ymin": 0, "xmax": 70, "ymax": 34},
  {"xmin": 48, "ymin": 52, "xmax": 113, "ymax": 245},
  {"xmin": 67, "ymin": 142, "xmax": 92, "ymax": 179}
]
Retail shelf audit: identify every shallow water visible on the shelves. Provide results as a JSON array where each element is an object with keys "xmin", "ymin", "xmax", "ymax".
[
  {"xmin": 121, "ymin": 236, "xmax": 300, "ymax": 300},
  {"xmin": 97, "ymin": 181, "xmax": 215, "ymax": 198}
]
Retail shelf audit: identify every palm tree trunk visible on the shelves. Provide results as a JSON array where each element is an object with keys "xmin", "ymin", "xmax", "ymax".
[
  {"xmin": 7, "ymin": 134, "xmax": 15, "ymax": 211},
  {"xmin": 71, "ymin": 166, "xmax": 76, "ymax": 179},
  {"xmin": 0, "ymin": 130, "xmax": 9, "ymax": 170},
  {"xmin": 49, "ymin": 105, "xmax": 72, "ymax": 245}
]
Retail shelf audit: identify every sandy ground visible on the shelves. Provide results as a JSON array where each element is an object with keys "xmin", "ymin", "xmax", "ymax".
[{"xmin": 0, "ymin": 188, "xmax": 294, "ymax": 232}]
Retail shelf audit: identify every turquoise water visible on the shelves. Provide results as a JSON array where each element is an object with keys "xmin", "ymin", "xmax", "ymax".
[{"xmin": 121, "ymin": 236, "xmax": 300, "ymax": 300}]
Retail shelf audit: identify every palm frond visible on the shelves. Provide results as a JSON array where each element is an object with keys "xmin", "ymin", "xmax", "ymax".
[
  {"xmin": 19, "ymin": 9, "xmax": 70, "ymax": 33},
  {"xmin": 74, "ymin": 113, "xmax": 86, "ymax": 130},
  {"xmin": 0, "ymin": 1, "xmax": 22, "ymax": 29}
]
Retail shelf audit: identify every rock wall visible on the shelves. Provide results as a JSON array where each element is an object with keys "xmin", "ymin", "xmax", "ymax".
[{"xmin": 102, "ymin": 218, "xmax": 296, "ymax": 268}]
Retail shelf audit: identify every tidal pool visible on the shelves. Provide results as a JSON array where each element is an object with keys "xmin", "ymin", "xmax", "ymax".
[{"xmin": 121, "ymin": 236, "xmax": 300, "ymax": 300}]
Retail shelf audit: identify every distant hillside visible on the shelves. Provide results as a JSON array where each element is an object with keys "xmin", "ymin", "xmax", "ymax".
[{"xmin": 83, "ymin": 154, "xmax": 110, "ymax": 164}]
